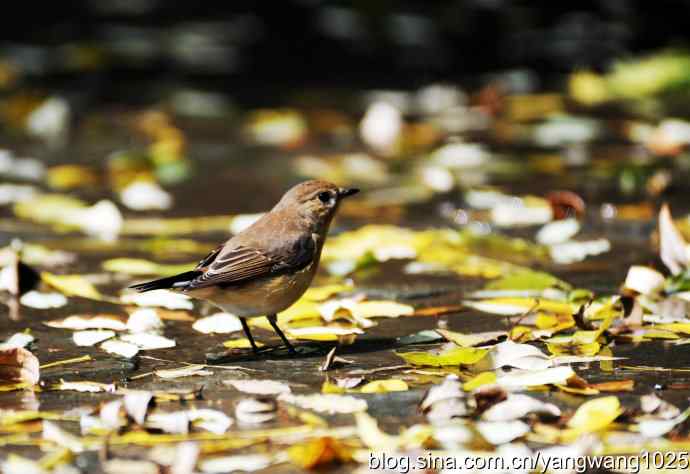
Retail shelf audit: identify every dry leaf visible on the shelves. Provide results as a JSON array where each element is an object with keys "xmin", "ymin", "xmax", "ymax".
[
  {"xmin": 45, "ymin": 314, "xmax": 127, "ymax": 331},
  {"xmin": 0, "ymin": 333, "xmax": 34, "ymax": 351},
  {"xmin": 73, "ymin": 330, "xmax": 115, "ymax": 347},
  {"xmin": 496, "ymin": 366, "xmax": 575, "ymax": 390},
  {"xmin": 235, "ymin": 397, "xmax": 277, "ymax": 424},
  {"xmin": 42, "ymin": 420, "xmax": 84, "ymax": 453},
  {"xmin": 20, "ymin": 291, "xmax": 67, "ymax": 309},
  {"xmin": 224, "ymin": 379, "xmax": 291, "ymax": 395},
  {"xmin": 359, "ymin": 379, "xmax": 408, "ymax": 393},
  {"xmin": 659, "ymin": 203, "xmax": 688, "ymax": 275},
  {"xmin": 124, "ymin": 391, "xmax": 153, "ymax": 425},
  {"xmin": 192, "ymin": 313, "xmax": 242, "ymax": 334},
  {"xmin": 476, "ymin": 420, "xmax": 530, "ymax": 445},
  {"xmin": 54, "ymin": 380, "xmax": 116, "ymax": 393},
  {"xmin": 120, "ymin": 333, "xmax": 176, "ymax": 350},
  {"xmin": 485, "ymin": 340, "xmax": 552, "ymax": 370},
  {"xmin": 187, "ymin": 408, "xmax": 233, "ymax": 434},
  {"xmin": 624, "ymin": 266, "xmax": 665, "ymax": 295},
  {"xmin": 566, "ymin": 396, "xmax": 622, "ymax": 435},
  {"xmin": 155, "ymin": 365, "xmax": 212, "ymax": 379},
  {"xmin": 198, "ymin": 454, "xmax": 271, "ymax": 474},
  {"xmin": 126, "ymin": 309, "xmax": 163, "ymax": 333},
  {"xmin": 40, "ymin": 272, "xmax": 102, "ymax": 300},
  {"xmin": 279, "ymin": 393, "xmax": 367, "ymax": 414},
  {"xmin": 398, "ymin": 345, "xmax": 488, "ymax": 367},
  {"xmin": 120, "ymin": 289, "xmax": 193, "ymax": 310},
  {"xmin": 481, "ymin": 394, "xmax": 561, "ymax": 421},
  {"xmin": 436, "ymin": 329, "xmax": 506, "ymax": 347},
  {"xmin": 0, "ymin": 348, "xmax": 39, "ymax": 385},
  {"xmin": 288, "ymin": 437, "xmax": 350, "ymax": 469},
  {"xmin": 100, "ymin": 340, "xmax": 139, "ymax": 358}
]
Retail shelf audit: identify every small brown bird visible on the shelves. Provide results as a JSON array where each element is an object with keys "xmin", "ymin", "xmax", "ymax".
[{"xmin": 130, "ymin": 180, "xmax": 359, "ymax": 355}]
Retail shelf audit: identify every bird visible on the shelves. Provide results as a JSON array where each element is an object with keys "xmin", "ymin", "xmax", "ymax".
[{"xmin": 130, "ymin": 180, "xmax": 359, "ymax": 355}]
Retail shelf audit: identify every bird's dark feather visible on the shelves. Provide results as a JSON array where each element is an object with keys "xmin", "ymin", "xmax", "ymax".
[{"xmin": 129, "ymin": 234, "xmax": 317, "ymax": 293}]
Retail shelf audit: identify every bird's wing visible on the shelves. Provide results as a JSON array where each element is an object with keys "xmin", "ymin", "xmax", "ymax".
[{"xmin": 186, "ymin": 234, "xmax": 316, "ymax": 289}]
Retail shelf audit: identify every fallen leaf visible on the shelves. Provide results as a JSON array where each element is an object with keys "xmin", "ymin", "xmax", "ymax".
[
  {"xmin": 358, "ymin": 379, "xmax": 408, "ymax": 393},
  {"xmin": 235, "ymin": 397, "xmax": 277, "ymax": 424},
  {"xmin": 42, "ymin": 420, "xmax": 84, "ymax": 452},
  {"xmin": 187, "ymin": 408, "xmax": 233, "ymax": 434},
  {"xmin": 120, "ymin": 333, "xmax": 176, "ymax": 350},
  {"xmin": 20, "ymin": 291, "xmax": 67, "ymax": 309},
  {"xmin": 224, "ymin": 379, "xmax": 291, "ymax": 395},
  {"xmin": 476, "ymin": 420, "xmax": 530, "ymax": 445},
  {"xmin": 45, "ymin": 314, "xmax": 127, "ymax": 331},
  {"xmin": 481, "ymin": 394, "xmax": 561, "ymax": 421},
  {"xmin": 463, "ymin": 372, "xmax": 497, "ymax": 391},
  {"xmin": 101, "ymin": 339, "xmax": 139, "ymax": 358},
  {"xmin": 436, "ymin": 329, "xmax": 506, "ymax": 347},
  {"xmin": 288, "ymin": 437, "xmax": 350, "ymax": 469},
  {"xmin": 126, "ymin": 308, "xmax": 163, "ymax": 333},
  {"xmin": 279, "ymin": 393, "xmax": 367, "ymax": 414},
  {"xmin": 565, "ymin": 396, "xmax": 622, "ymax": 436},
  {"xmin": 222, "ymin": 338, "xmax": 264, "ymax": 349},
  {"xmin": 102, "ymin": 459, "xmax": 159, "ymax": 474},
  {"xmin": 398, "ymin": 345, "xmax": 488, "ymax": 367},
  {"xmin": 0, "ymin": 348, "xmax": 39, "ymax": 385},
  {"xmin": 659, "ymin": 203, "xmax": 688, "ymax": 275},
  {"xmin": 120, "ymin": 289, "xmax": 193, "ymax": 310},
  {"xmin": 54, "ymin": 380, "xmax": 116, "ymax": 393},
  {"xmin": 420, "ymin": 376, "xmax": 468, "ymax": 421},
  {"xmin": 192, "ymin": 313, "xmax": 242, "ymax": 334},
  {"xmin": 40, "ymin": 272, "xmax": 102, "ymax": 300},
  {"xmin": 485, "ymin": 340, "xmax": 552, "ymax": 370},
  {"xmin": 496, "ymin": 366, "xmax": 575, "ymax": 390},
  {"xmin": 102, "ymin": 258, "xmax": 194, "ymax": 277},
  {"xmin": 124, "ymin": 390, "xmax": 153, "ymax": 425},
  {"xmin": 0, "ymin": 333, "xmax": 34, "ymax": 351},
  {"xmin": 624, "ymin": 265, "xmax": 665, "ymax": 295},
  {"xmin": 73, "ymin": 330, "xmax": 115, "ymax": 346},
  {"xmin": 155, "ymin": 365, "xmax": 212, "ymax": 379},
  {"xmin": 198, "ymin": 454, "xmax": 271, "ymax": 474},
  {"xmin": 589, "ymin": 380, "xmax": 634, "ymax": 392}
]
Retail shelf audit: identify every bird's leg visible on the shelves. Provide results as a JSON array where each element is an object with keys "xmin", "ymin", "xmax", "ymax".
[
  {"xmin": 239, "ymin": 317, "xmax": 260, "ymax": 354},
  {"xmin": 267, "ymin": 314, "xmax": 296, "ymax": 355}
]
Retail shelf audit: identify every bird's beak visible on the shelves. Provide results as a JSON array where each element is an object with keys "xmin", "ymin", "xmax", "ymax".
[{"xmin": 338, "ymin": 187, "xmax": 360, "ymax": 199}]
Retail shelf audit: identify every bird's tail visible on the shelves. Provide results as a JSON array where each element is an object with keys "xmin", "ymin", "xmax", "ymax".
[{"xmin": 129, "ymin": 271, "xmax": 201, "ymax": 292}]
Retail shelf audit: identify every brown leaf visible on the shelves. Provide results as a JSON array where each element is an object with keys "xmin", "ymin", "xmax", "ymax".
[
  {"xmin": 659, "ymin": 203, "xmax": 688, "ymax": 275},
  {"xmin": 589, "ymin": 380, "xmax": 635, "ymax": 392},
  {"xmin": 0, "ymin": 347, "xmax": 39, "ymax": 384}
]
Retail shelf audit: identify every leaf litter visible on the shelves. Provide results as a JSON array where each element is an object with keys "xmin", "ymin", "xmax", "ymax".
[{"xmin": 7, "ymin": 63, "xmax": 690, "ymax": 473}]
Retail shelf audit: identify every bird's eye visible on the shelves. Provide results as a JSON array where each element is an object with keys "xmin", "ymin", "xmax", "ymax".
[{"xmin": 317, "ymin": 191, "xmax": 332, "ymax": 204}]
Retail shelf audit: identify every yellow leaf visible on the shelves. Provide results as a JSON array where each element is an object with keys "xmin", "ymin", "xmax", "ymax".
[
  {"xmin": 436, "ymin": 329, "xmax": 505, "ymax": 347},
  {"xmin": 566, "ymin": 396, "xmax": 622, "ymax": 436},
  {"xmin": 321, "ymin": 381, "xmax": 345, "ymax": 394},
  {"xmin": 464, "ymin": 298, "xmax": 573, "ymax": 316},
  {"xmin": 555, "ymin": 384, "xmax": 600, "ymax": 396},
  {"xmin": 359, "ymin": 379, "xmax": 408, "ymax": 393},
  {"xmin": 222, "ymin": 339, "xmax": 264, "ymax": 349},
  {"xmin": 47, "ymin": 165, "xmax": 99, "ymax": 190},
  {"xmin": 40, "ymin": 272, "xmax": 102, "ymax": 300},
  {"xmin": 287, "ymin": 437, "xmax": 350, "ymax": 469},
  {"xmin": 546, "ymin": 342, "xmax": 601, "ymax": 356},
  {"xmin": 463, "ymin": 372, "xmax": 496, "ymax": 391},
  {"xmin": 654, "ymin": 323, "xmax": 690, "ymax": 335},
  {"xmin": 102, "ymin": 258, "xmax": 195, "ymax": 277},
  {"xmin": 398, "ymin": 346, "xmax": 488, "ymax": 367}
]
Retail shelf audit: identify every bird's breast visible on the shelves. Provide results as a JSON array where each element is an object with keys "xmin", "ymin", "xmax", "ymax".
[{"xmin": 205, "ymin": 263, "xmax": 317, "ymax": 318}]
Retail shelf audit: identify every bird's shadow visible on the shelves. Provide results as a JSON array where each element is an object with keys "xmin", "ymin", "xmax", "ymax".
[{"xmin": 205, "ymin": 335, "xmax": 413, "ymax": 364}]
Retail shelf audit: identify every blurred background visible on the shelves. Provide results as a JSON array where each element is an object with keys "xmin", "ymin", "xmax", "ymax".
[
  {"xmin": 2, "ymin": 0, "xmax": 690, "ymax": 245},
  {"xmin": 2, "ymin": 0, "xmax": 690, "ymax": 102}
]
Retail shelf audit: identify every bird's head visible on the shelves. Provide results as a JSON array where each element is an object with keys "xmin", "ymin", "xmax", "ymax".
[{"xmin": 276, "ymin": 180, "xmax": 359, "ymax": 230}]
